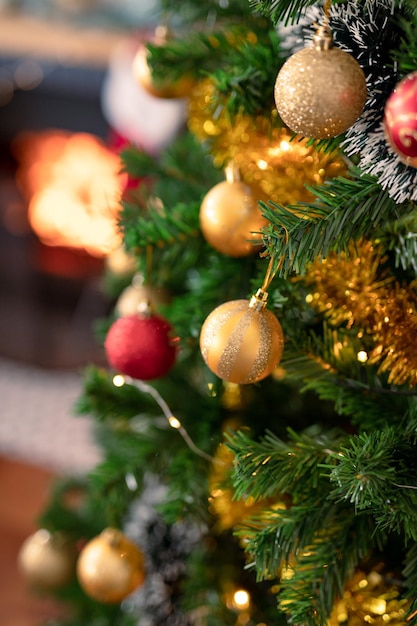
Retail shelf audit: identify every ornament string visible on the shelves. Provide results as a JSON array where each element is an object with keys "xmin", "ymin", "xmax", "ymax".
[
  {"xmin": 261, "ymin": 256, "xmax": 275, "ymax": 291},
  {"xmin": 261, "ymin": 256, "xmax": 277, "ymax": 292},
  {"xmin": 115, "ymin": 375, "xmax": 222, "ymax": 465},
  {"xmin": 323, "ymin": 0, "xmax": 332, "ymax": 26},
  {"xmin": 312, "ymin": 0, "xmax": 332, "ymax": 34}
]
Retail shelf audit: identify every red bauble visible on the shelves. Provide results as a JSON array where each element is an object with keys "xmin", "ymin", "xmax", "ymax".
[
  {"xmin": 383, "ymin": 72, "xmax": 417, "ymax": 167},
  {"xmin": 105, "ymin": 313, "xmax": 177, "ymax": 380}
]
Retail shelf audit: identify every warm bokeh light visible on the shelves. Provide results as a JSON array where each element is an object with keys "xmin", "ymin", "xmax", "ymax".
[
  {"xmin": 232, "ymin": 589, "xmax": 250, "ymax": 610},
  {"xmin": 168, "ymin": 416, "xmax": 181, "ymax": 429},
  {"xmin": 112, "ymin": 374, "xmax": 126, "ymax": 388},
  {"xmin": 14, "ymin": 130, "xmax": 126, "ymax": 257},
  {"xmin": 357, "ymin": 350, "xmax": 368, "ymax": 363}
]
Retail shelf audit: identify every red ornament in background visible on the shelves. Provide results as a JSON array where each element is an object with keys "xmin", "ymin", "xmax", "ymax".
[
  {"xmin": 383, "ymin": 71, "xmax": 417, "ymax": 167},
  {"xmin": 104, "ymin": 311, "xmax": 178, "ymax": 380}
]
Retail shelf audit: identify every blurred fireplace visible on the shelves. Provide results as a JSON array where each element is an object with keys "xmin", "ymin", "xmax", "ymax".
[
  {"xmin": 0, "ymin": 47, "xmax": 123, "ymax": 368},
  {"xmin": 14, "ymin": 129, "xmax": 125, "ymax": 269}
]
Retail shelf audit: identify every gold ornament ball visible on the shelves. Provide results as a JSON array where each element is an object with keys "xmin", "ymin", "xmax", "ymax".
[
  {"xmin": 200, "ymin": 297, "xmax": 284, "ymax": 384},
  {"xmin": 77, "ymin": 528, "xmax": 146, "ymax": 604},
  {"xmin": 18, "ymin": 529, "xmax": 76, "ymax": 590},
  {"xmin": 274, "ymin": 42, "xmax": 367, "ymax": 139},
  {"xmin": 200, "ymin": 180, "xmax": 266, "ymax": 257}
]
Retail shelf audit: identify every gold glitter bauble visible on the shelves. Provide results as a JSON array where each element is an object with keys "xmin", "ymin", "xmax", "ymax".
[
  {"xmin": 200, "ymin": 296, "xmax": 284, "ymax": 384},
  {"xmin": 18, "ymin": 529, "xmax": 76, "ymax": 590},
  {"xmin": 274, "ymin": 29, "xmax": 367, "ymax": 139},
  {"xmin": 77, "ymin": 528, "xmax": 146, "ymax": 604},
  {"xmin": 200, "ymin": 178, "xmax": 266, "ymax": 257}
]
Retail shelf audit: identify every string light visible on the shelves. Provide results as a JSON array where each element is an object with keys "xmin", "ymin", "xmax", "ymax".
[
  {"xmin": 168, "ymin": 416, "xmax": 181, "ymax": 429},
  {"xmin": 357, "ymin": 350, "xmax": 368, "ymax": 363},
  {"xmin": 112, "ymin": 375, "xmax": 222, "ymax": 465},
  {"xmin": 232, "ymin": 589, "xmax": 250, "ymax": 610}
]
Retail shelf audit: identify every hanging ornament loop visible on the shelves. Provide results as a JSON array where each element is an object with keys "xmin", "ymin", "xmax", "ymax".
[
  {"xmin": 313, "ymin": 25, "xmax": 333, "ymax": 51},
  {"xmin": 261, "ymin": 255, "xmax": 276, "ymax": 291},
  {"xmin": 249, "ymin": 288, "xmax": 269, "ymax": 311},
  {"xmin": 103, "ymin": 528, "xmax": 123, "ymax": 549},
  {"xmin": 249, "ymin": 256, "xmax": 277, "ymax": 310},
  {"xmin": 224, "ymin": 162, "xmax": 241, "ymax": 183}
]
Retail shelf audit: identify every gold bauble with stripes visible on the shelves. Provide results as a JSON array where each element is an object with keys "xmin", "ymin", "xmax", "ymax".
[{"xmin": 200, "ymin": 290, "xmax": 284, "ymax": 384}]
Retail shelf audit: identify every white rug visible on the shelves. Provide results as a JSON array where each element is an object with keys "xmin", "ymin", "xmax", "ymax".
[{"xmin": 0, "ymin": 357, "xmax": 101, "ymax": 474}]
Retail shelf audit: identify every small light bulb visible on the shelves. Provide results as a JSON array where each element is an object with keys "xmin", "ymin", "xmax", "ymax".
[
  {"xmin": 233, "ymin": 589, "xmax": 250, "ymax": 610},
  {"xmin": 357, "ymin": 350, "xmax": 368, "ymax": 363},
  {"xmin": 256, "ymin": 159, "xmax": 268, "ymax": 170},
  {"xmin": 113, "ymin": 374, "xmax": 126, "ymax": 387},
  {"xmin": 169, "ymin": 416, "xmax": 181, "ymax": 429}
]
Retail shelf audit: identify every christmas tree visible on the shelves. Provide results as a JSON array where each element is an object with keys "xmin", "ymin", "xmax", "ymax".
[{"xmin": 18, "ymin": 0, "xmax": 417, "ymax": 624}]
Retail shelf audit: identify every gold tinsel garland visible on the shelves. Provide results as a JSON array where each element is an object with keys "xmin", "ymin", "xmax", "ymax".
[
  {"xmin": 278, "ymin": 560, "xmax": 410, "ymax": 625},
  {"xmin": 188, "ymin": 78, "xmax": 346, "ymax": 207},
  {"xmin": 304, "ymin": 239, "xmax": 417, "ymax": 387},
  {"xmin": 327, "ymin": 567, "xmax": 410, "ymax": 626},
  {"xmin": 208, "ymin": 441, "xmax": 263, "ymax": 532}
]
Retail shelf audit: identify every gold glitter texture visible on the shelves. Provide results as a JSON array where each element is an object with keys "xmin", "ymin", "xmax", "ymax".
[
  {"xmin": 188, "ymin": 78, "xmax": 346, "ymax": 207},
  {"xmin": 274, "ymin": 40, "xmax": 367, "ymax": 139},
  {"xmin": 199, "ymin": 298, "xmax": 284, "ymax": 384},
  {"xmin": 304, "ymin": 240, "xmax": 417, "ymax": 386}
]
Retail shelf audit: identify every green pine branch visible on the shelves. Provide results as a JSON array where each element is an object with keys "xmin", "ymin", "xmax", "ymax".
[
  {"xmin": 121, "ymin": 132, "xmax": 221, "ymax": 203},
  {"xmin": 326, "ymin": 426, "xmax": 417, "ymax": 541},
  {"xmin": 377, "ymin": 211, "xmax": 417, "ymax": 275},
  {"xmin": 146, "ymin": 22, "xmax": 283, "ymax": 118},
  {"xmin": 249, "ymin": 0, "xmax": 319, "ymax": 25},
  {"xmin": 281, "ymin": 323, "xmax": 414, "ymax": 430},
  {"xmin": 227, "ymin": 427, "xmax": 377, "ymax": 624},
  {"xmin": 276, "ymin": 514, "xmax": 375, "ymax": 626},
  {"xmin": 227, "ymin": 426, "xmax": 344, "ymax": 503},
  {"xmin": 121, "ymin": 199, "xmax": 201, "ymax": 250},
  {"xmin": 261, "ymin": 169, "xmax": 405, "ymax": 278},
  {"xmin": 145, "ymin": 29, "xmax": 243, "ymax": 83},
  {"xmin": 158, "ymin": 0, "xmax": 254, "ymax": 24},
  {"xmin": 204, "ymin": 29, "xmax": 284, "ymax": 117},
  {"xmin": 74, "ymin": 366, "xmax": 157, "ymax": 421},
  {"xmin": 392, "ymin": 10, "xmax": 417, "ymax": 74}
]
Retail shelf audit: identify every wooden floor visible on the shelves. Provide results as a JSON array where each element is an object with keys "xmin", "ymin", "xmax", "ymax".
[{"xmin": 0, "ymin": 456, "xmax": 67, "ymax": 626}]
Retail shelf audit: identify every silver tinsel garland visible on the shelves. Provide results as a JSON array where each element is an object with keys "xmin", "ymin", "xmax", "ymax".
[{"xmin": 122, "ymin": 473, "xmax": 206, "ymax": 626}]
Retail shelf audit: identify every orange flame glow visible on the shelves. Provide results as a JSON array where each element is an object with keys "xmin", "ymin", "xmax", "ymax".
[{"xmin": 14, "ymin": 130, "xmax": 126, "ymax": 257}]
